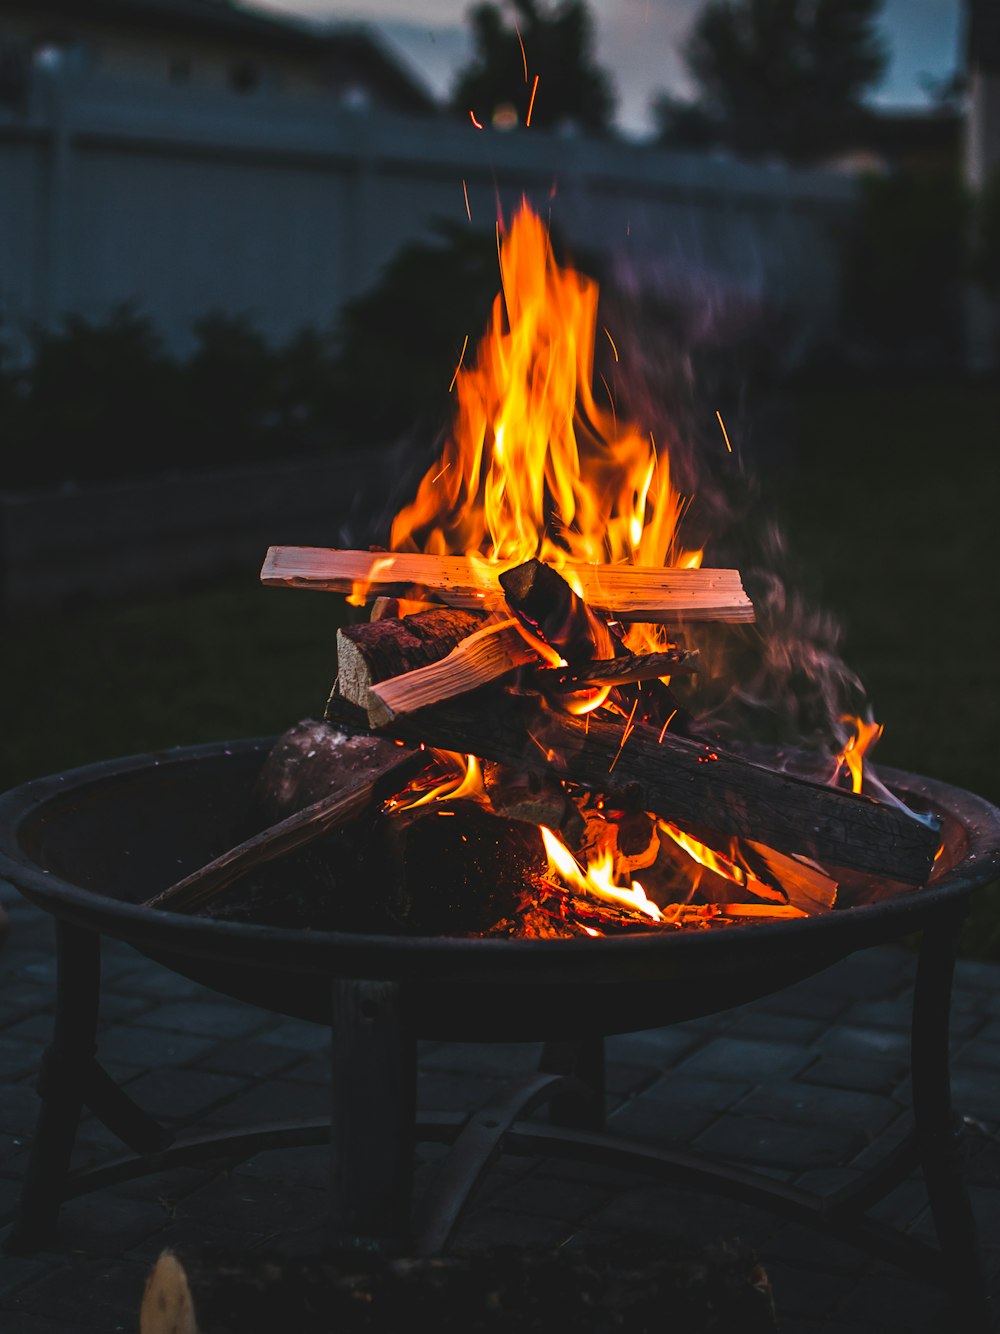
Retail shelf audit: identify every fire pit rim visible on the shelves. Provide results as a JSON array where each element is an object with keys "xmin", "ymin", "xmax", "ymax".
[{"xmin": 1, "ymin": 738, "xmax": 998, "ymax": 985}]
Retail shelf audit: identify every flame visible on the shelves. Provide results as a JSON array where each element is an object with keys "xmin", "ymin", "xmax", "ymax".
[
  {"xmin": 657, "ymin": 820, "xmax": 782, "ymax": 902},
  {"xmin": 390, "ymin": 201, "xmax": 698, "ymax": 583},
  {"xmin": 836, "ymin": 715, "xmax": 883, "ymax": 795},
  {"xmin": 390, "ymin": 752, "xmax": 486, "ymax": 810},
  {"xmin": 541, "ymin": 826, "xmax": 663, "ymax": 921}
]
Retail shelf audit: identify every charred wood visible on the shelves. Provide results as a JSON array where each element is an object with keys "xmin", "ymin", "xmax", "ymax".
[{"xmin": 499, "ymin": 557, "xmax": 614, "ymax": 661}]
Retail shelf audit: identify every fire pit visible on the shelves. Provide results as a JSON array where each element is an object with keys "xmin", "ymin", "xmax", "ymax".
[{"xmin": 1, "ymin": 738, "xmax": 998, "ymax": 1329}]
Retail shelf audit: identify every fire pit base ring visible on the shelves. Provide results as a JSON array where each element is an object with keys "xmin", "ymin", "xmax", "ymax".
[{"xmin": 1, "ymin": 741, "xmax": 998, "ymax": 1331}]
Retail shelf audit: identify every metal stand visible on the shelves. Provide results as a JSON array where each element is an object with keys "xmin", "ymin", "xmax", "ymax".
[{"xmin": 3, "ymin": 919, "xmax": 992, "ymax": 1330}]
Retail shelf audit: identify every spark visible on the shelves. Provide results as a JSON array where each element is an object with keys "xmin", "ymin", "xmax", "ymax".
[
  {"xmin": 657, "ymin": 708, "xmax": 678, "ymax": 743},
  {"xmin": 608, "ymin": 698, "xmax": 639, "ymax": 775},
  {"xmin": 603, "ymin": 327, "xmax": 620, "ymax": 362},
  {"xmin": 526, "ymin": 75, "xmax": 539, "ymax": 127},
  {"xmin": 448, "ymin": 334, "xmax": 469, "ymax": 392},
  {"xmin": 469, "ymin": 110, "xmax": 483, "ymax": 129},
  {"xmin": 462, "ymin": 178, "xmax": 471, "ymax": 221},
  {"xmin": 515, "ymin": 24, "xmax": 528, "ymax": 81},
  {"xmin": 599, "ymin": 373, "xmax": 617, "ymax": 433},
  {"xmin": 715, "ymin": 409, "xmax": 733, "ymax": 453},
  {"xmin": 430, "ymin": 461, "xmax": 452, "ymax": 484}
]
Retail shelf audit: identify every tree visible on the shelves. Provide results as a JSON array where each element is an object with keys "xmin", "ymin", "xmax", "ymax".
[
  {"xmin": 452, "ymin": 0, "xmax": 614, "ymax": 135},
  {"xmin": 654, "ymin": 0, "xmax": 887, "ymax": 161}
]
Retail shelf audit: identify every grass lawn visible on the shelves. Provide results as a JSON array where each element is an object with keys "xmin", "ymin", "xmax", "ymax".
[{"xmin": 1, "ymin": 382, "xmax": 998, "ymax": 954}]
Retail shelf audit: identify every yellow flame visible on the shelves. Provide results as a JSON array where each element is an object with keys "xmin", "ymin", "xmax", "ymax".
[
  {"xmin": 541, "ymin": 826, "xmax": 663, "ymax": 921},
  {"xmin": 837, "ymin": 715, "xmax": 883, "ymax": 795},
  {"xmin": 390, "ymin": 201, "xmax": 698, "ymax": 582},
  {"xmin": 394, "ymin": 752, "xmax": 485, "ymax": 810}
]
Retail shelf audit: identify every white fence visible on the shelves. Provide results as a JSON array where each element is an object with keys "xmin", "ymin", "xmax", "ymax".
[{"xmin": 0, "ymin": 66, "xmax": 858, "ymax": 360}]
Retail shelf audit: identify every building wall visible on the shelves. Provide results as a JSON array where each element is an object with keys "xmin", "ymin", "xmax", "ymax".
[{"xmin": 0, "ymin": 65, "xmax": 858, "ymax": 363}]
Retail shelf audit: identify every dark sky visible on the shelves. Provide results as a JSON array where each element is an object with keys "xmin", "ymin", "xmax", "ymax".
[{"xmin": 254, "ymin": 0, "xmax": 963, "ymax": 136}]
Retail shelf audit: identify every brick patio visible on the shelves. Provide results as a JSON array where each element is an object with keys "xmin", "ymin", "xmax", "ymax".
[{"xmin": 0, "ymin": 874, "xmax": 997, "ymax": 1332}]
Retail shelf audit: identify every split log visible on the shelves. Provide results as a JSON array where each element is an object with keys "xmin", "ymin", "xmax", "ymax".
[
  {"xmin": 367, "ymin": 619, "xmax": 538, "ymax": 728},
  {"xmin": 336, "ymin": 607, "xmax": 484, "ymax": 712},
  {"xmin": 533, "ymin": 648, "xmax": 699, "ymax": 693},
  {"xmin": 141, "ymin": 1240, "xmax": 776, "ymax": 1334},
  {"xmin": 345, "ymin": 691, "xmax": 940, "ymax": 884},
  {"xmin": 499, "ymin": 557, "xmax": 614, "ymax": 660},
  {"xmin": 262, "ymin": 546, "xmax": 755, "ymax": 623},
  {"xmin": 145, "ymin": 742, "xmax": 422, "ymax": 914}
]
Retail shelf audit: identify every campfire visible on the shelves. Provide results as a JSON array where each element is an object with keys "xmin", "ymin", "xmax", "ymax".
[{"xmin": 152, "ymin": 201, "xmax": 940, "ymax": 933}]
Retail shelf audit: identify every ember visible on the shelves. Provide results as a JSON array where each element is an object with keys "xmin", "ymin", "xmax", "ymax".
[{"xmin": 196, "ymin": 200, "xmax": 939, "ymax": 934}]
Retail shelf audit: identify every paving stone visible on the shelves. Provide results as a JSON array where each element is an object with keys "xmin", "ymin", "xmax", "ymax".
[
  {"xmin": 604, "ymin": 1027, "xmax": 704, "ymax": 1067},
  {"xmin": 592, "ymin": 1181, "xmax": 782, "ymax": 1250},
  {"xmin": 606, "ymin": 1095, "xmax": 717, "ymax": 1145},
  {"xmin": 166, "ymin": 1173, "xmax": 327, "ymax": 1237},
  {"xmin": 954, "ymin": 1037, "xmax": 1000, "ymax": 1071},
  {"xmin": 604, "ymin": 1061, "xmax": 657, "ymax": 1097},
  {"xmin": 695, "ymin": 1113, "xmax": 867, "ymax": 1171},
  {"xmin": 798, "ymin": 1054, "xmax": 908, "ymax": 1096},
  {"xmin": 201, "ymin": 1076, "xmax": 330, "ymax": 1127},
  {"xmin": 257, "ymin": 1019, "xmax": 330, "ymax": 1054},
  {"xmin": 733, "ymin": 1083, "xmax": 898, "ymax": 1136},
  {"xmin": 417, "ymin": 1069, "xmax": 507, "ymax": 1112},
  {"xmin": 110, "ymin": 965, "xmax": 211, "ymax": 1001},
  {"xmin": 0, "ymin": 982, "xmax": 53, "ymax": 1026},
  {"xmin": 640, "ymin": 1071, "xmax": 751, "ymax": 1111},
  {"xmin": 232, "ymin": 1145, "xmax": 329, "ymax": 1189},
  {"xmin": 118, "ymin": 1067, "xmax": 248, "ymax": 1124},
  {"xmin": 126, "ymin": 1215, "xmax": 272, "ymax": 1264},
  {"xmin": 49, "ymin": 1191, "xmax": 174, "ymax": 1257},
  {"xmin": 1, "ymin": 1014, "xmax": 55, "ymax": 1045},
  {"xmin": 765, "ymin": 1259, "xmax": 857, "ymax": 1319},
  {"xmin": 451, "ymin": 1205, "xmax": 572, "ymax": 1251},
  {"xmin": 136, "ymin": 999, "xmax": 273, "ymax": 1040},
  {"xmin": 947, "ymin": 1068, "xmax": 1000, "ymax": 1120},
  {"xmin": 0, "ymin": 1254, "xmax": 49, "ymax": 1302},
  {"xmin": 0, "ymin": 1036, "xmax": 41, "ymax": 1082},
  {"xmin": 94, "ymin": 1023, "xmax": 220, "ymax": 1068},
  {"xmin": 486, "ymin": 1172, "xmax": 610, "ymax": 1221},
  {"xmin": 677, "ymin": 1036, "xmax": 813, "ymax": 1082},
  {"xmin": 955, "ymin": 959, "xmax": 1000, "ymax": 992},
  {"xmin": 818, "ymin": 1025, "xmax": 912, "ymax": 1061},
  {"xmin": 197, "ymin": 1036, "xmax": 301, "ymax": 1080}
]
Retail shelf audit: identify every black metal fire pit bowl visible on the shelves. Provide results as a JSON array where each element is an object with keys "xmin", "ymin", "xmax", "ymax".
[{"xmin": 1, "ymin": 738, "xmax": 999, "ymax": 1329}]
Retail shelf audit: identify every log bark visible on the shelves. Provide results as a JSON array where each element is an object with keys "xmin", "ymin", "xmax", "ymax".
[
  {"xmin": 337, "ymin": 608, "xmax": 484, "ymax": 711},
  {"xmin": 262, "ymin": 546, "xmax": 755, "ymax": 623},
  {"xmin": 367, "ymin": 619, "xmax": 537, "ymax": 728},
  {"xmin": 353, "ymin": 692, "xmax": 940, "ymax": 884}
]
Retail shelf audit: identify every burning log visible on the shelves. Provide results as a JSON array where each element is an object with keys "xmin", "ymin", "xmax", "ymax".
[
  {"xmin": 341, "ymin": 691, "xmax": 940, "ymax": 885},
  {"xmin": 366, "ymin": 619, "xmax": 538, "ymax": 728},
  {"xmin": 532, "ymin": 649, "xmax": 698, "ymax": 693},
  {"xmin": 382, "ymin": 798, "xmax": 534, "ymax": 935},
  {"xmin": 499, "ymin": 557, "xmax": 614, "ymax": 661},
  {"xmin": 482, "ymin": 762, "xmax": 585, "ymax": 845},
  {"xmin": 262, "ymin": 546, "xmax": 755, "ymax": 623}
]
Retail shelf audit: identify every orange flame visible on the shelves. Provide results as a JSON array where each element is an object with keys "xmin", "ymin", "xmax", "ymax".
[
  {"xmin": 837, "ymin": 715, "xmax": 883, "ymax": 795},
  {"xmin": 540, "ymin": 826, "xmax": 663, "ymax": 921},
  {"xmin": 390, "ymin": 201, "xmax": 699, "ymax": 583}
]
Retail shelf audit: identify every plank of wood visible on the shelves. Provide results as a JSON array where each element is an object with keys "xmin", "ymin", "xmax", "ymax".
[
  {"xmin": 347, "ymin": 692, "xmax": 940, "ymax": 885},
  {"xmin": 368, "ymin": 619, "xmax": 538, "ymax": 728},
  {"xmin": 145, "ymin": 747, "xmax": 422, "ymax": 914},
  {"xmin": 262, "ymin": 547, "xmax": 755, "ymax": 623}
]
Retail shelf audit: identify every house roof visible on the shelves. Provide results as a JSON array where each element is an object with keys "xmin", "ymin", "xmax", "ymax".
[{"xmin": 0, "ymin": 0, "xmax": 437, "ymax": 112}]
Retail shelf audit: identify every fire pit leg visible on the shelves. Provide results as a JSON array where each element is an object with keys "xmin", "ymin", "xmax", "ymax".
[
  {"xmin": 912, "ymin": 912, "xmax": 991, "ymax": 1331},
  {"xmin": 539, "ymin": 1038, "xmax": 606, "ymax": 1129},
  {"xmin": 330, "ymin": 978, "xmax": 415, "ymax": 1247},
  {"xmin": 5, "ymin": 921, "xmax": 174, "ymax": 1254}
]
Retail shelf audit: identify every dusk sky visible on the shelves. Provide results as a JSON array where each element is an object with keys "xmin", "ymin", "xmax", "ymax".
[{"xmin": 252, "ymin": 0, "xmax": 963, "ymax": 137}]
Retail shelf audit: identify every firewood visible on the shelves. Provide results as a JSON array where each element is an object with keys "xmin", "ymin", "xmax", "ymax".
[
  {"xmin": 483, "ymin": 762, "xmax": 585, "ymax": 844},
  {"xmin": 382, "ymin": 798, "xmax": 536, "ymax": 935},
  {"xmin": 140, "ymin": 1239, "xmax": 776, "ymax": 1334},
  {"xmin": 367, "ymin": 619, "xmax": 538, "ymax": 728},
  {"xmin": 533, "ymin": 649, "xmax": 698, "ymax": 693},
  {"xmin": 262, "ymin": 546, "xmax": 755, "ymax": 623},
  {"xmin": 145, "ymin": 743, "xmax": 422, "ymax": 914},
  {"xmin": 337, "ymin": 607, "xmax": 485, "ymax": 712},
  {"xmin": 348, "ymin": 692, "xmax": 940, "ymax": 885},
  {"xmin": 251, "ymin": 719, "xmax": 413, "ymax": 824},
  {"xmin": 499, "ymin": 557, "xmax": 614, "ymax": 660},
  {"xmin": 742, "ymin": 841, "xmax": 838, "ymax": 913}
]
